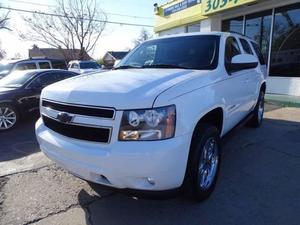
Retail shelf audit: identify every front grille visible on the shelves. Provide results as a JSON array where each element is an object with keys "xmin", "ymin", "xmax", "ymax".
[
  {"xmin": 42, "ymin": 100, "xmax": 115, "ymax": 119},
  {"xmin": 42, "ymin": 116, "xmax": 111, "ymax": 143}
]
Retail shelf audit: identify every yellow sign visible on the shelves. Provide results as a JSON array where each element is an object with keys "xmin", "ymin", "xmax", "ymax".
[{"xmin": 202, "ymin": 0, "xmax": 257, "ymax": 15}]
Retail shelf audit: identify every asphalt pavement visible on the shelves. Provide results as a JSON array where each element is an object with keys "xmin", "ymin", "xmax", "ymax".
[{"xmin": 0, "ymin": 104, "xmax": 300, "ymax": 225}]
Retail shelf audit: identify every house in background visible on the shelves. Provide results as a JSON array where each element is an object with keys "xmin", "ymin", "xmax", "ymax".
[
  {"xmin": 29, "ymin": 45, "xmax": 91, "ymax": 62},
  {"xmin": 102, "ymin": 51, "xmax": 129, "ymax": 68}
]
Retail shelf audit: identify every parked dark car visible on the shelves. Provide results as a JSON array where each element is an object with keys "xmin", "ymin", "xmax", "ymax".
[
  {"xmin": 0, "ymin": 58, "xmax": 68, "ymax": 79},
  {"xmin": 0, "ymin": 69, "xmax": 78, "ymax": 131}
]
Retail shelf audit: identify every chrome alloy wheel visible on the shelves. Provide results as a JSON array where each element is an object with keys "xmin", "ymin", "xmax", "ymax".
[
  {"xmin": 0, "ymin": 107, "xmax": 17, "ymax": 130},
  {"xmin": 198, "ymin": 137, "xmax": 219, "ymax": 190},
  {"xmin": 258, "ymin": 94, "xmax": 265, "ymax": 123}
]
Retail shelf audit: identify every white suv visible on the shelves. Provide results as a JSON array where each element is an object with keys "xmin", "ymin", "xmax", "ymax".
[
  {"xmin": 36, "ymin": 32, "xmax": 266, "ymax": 201},
  {"xmin": 0, "ymin": 58, "xmax": 67, "ymax": 78},
  {"xmin": 68, "ymin": 60, "xmax": 103, "ymax": 74}
]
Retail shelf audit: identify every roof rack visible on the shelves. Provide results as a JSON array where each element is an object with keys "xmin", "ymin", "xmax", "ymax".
[{"xmin": 29, "ymin": 57, "xmax": 48, "ymax": 60}]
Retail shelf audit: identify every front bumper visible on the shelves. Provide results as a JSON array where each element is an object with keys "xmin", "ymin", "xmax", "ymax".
[{"xmin": 35, "ymin": 118, "xmax": 191, "ymax": 191}]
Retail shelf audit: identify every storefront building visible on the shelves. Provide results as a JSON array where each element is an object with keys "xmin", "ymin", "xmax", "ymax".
[{"xmin": 154, "ymin": 0, "xmax": 300, "ymax": 96}]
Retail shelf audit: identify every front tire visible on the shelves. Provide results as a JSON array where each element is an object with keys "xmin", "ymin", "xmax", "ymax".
[
  {"xmin": 187, "ymin": 124, "xmax": 221, "ymax": 201},
  {"xmin": 0, "ymin": 104, "xmax": 19, "ymax": 131}
]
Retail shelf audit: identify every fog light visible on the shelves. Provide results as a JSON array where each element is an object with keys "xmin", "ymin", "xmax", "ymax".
[{"xmin": 147, "ymin": 177, "xmax": 155, "ymax": 185}]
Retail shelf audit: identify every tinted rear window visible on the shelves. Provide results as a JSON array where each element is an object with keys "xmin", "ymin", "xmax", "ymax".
[
  {"xmin": 240, "ymin": 39, "xmax": 254, "ymax": 55},
  {"xmin": 251, "ymin": 42, "xmax": 266, "ymax": 65},
  {"xmin": 51, "ymin": 60, "xmax": 67, "ymax": 70}
]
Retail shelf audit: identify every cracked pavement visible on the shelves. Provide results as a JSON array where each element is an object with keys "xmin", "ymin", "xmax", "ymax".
[{"xmin": 0, "ymin": 104, "xmax": 300, "ymax": 225}]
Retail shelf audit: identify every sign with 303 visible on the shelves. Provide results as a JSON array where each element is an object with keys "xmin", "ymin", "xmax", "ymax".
[{"xmin": 202, "ymin": 0, "xmax": 257, "ymax": 15}]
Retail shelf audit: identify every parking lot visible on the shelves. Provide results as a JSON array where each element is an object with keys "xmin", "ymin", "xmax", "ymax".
[{"xmin": 0, "ymin": 103, "xmax": 300, "ymax": 225}]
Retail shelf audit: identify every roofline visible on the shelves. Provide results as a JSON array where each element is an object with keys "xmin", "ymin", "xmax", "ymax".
[
  {"xmin": 143, "ymin": 31, "xmax": 256, "ymax": 42},
  {"xmin": 156, "ymin": 0, "xmax": 178, "ymax": 8}
]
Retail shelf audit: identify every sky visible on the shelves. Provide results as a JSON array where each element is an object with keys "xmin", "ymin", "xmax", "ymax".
[{"xmin": 0, "ymin": 0, "xmax": 166, "ymax": 59}]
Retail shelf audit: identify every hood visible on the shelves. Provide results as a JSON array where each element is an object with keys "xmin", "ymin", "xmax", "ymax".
[{"xmin": 42, "ymin": 69, "xmax": 209, "ymax": 109}]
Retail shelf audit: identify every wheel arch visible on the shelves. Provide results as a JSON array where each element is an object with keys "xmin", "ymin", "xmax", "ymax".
[
  {"xmin": 181, "ymin": 107, "xmax": 224, "ymax": 192},
  {"xmin": 0, "ymin": 100, "xmax": 21, "ymax": 116},
  {"xmin": 192, "ymin": 107, "xmax": 224, "ymax": 138},
  {"xmin": 261, "ymin": 82, "xmax": 266, "ymax": 93}
]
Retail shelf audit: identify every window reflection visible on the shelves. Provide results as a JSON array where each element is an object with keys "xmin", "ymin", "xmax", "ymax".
[
  {"xmin": 222, "ymin": 16, "xmax": 244, "ymax": 34},
  {"xmin": 270, "ymin": 3, "xmax": 300, "ymax": 77},
  {"xmin": 221, "ymin": 3, "xmax": 300, "ymax": 78},
  {"xmin": 245, "ymin": 10, "xmax": 272, "ymax": 66}
]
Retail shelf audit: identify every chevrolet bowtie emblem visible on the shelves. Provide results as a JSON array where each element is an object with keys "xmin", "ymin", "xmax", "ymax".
[{"xmin": 56, "ymin": 112, "xmax": 73, "ymax": 124}]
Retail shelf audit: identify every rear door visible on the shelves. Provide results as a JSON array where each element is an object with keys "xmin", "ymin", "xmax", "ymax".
[{"xmin": 239, "ymin": 38, "xmax": 261, "ymax": 109}]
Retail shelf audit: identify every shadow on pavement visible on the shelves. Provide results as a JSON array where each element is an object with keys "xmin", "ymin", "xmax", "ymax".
[
  {"xmin": 78, "ymin": 116, "xmax": 300, "ymax": 225},
  {"xmin": 0, "ymin": 114, "xmax": 40, "ymax": 162}
]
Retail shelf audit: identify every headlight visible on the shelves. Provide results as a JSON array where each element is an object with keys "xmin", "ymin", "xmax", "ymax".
[{"xmin": 119, "ymin": 105, "xmax": 176, "ymax": 141}]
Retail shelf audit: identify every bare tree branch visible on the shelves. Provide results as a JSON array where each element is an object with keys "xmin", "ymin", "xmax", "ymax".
[
  {"xmin": 133, "ymin": 28, "xmax": 152, "ymax": 47},
  {"xmin": 19, "ymin": 0, "xmax": 107, "ymax": 61},
  {"xmin": 0, "ymin": 41, "xmax": 6, "ymax": 60},
  {"xmin": 0, "ymin": 5, "xmax": 10, "ymax": 31}
]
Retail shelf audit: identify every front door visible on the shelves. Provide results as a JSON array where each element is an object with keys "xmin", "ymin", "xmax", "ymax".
[{"xmin": 223, "ymin": 36, "xmax": 250, "ymax": 131}]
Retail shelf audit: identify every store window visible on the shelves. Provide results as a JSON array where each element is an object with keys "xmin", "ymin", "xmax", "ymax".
[
  {"xmin": 187, "ymin": 23, "xmax": 201, "ymax": 33},
  {"xmin": 245, "ymin": 10, "xmax": 272, "ymax": 66},
  {"xmin": 270, "ymin": 3, "xmax": 300, "ymax": 77},
  {"xmin": 222, "ymin": 16, "xmax": 244, "ymax": 34},
  {"xmin": 221, "ymin": 3, "xmax": 300, "ymax": 78}
]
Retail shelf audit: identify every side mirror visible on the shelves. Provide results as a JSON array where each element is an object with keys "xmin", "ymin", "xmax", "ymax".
[{"xmin": 227, "ymin": 54, "xmax": 259, "ymax": 73}]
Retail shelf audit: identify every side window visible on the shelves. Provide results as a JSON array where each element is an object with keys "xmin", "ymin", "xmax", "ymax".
[
  {"xmin": 240, "ymin": 39, "xmax": 254, "ymax": 55},
  {"xmin": 225, "ymin": 37, "xmax": 241, "ymax": 64},
  {"xmin": 51, "ymin": 60, "xmax": 67, "ymax": 69},
  {"xmin": 15, "ymin": 62, "xmax": 37, "ymax": 71},
  {"xmin": 72, "ymin": 63, "xmax": 79, "ymax": 69},
  {"xmin": 251, "ymin": 42, "xmax": 266, "ymax": 65},
  {"xmin": 39, "ymin": 62, "xmax": 51, "ymax": 69},
  {"xmin": 30, "ymin": 73, "xmax": 62, "ymax": 88}
]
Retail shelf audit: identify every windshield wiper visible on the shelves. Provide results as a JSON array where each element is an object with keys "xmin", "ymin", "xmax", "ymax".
[
  {"xmin": 142, "ymin": 64, "xmax": 189, "ymax": 69},
  {"xmin": 114, "ymin": 65, "xmax": 142, "ymax": 70}
]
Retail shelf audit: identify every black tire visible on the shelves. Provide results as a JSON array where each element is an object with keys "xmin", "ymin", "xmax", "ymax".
[
  {"xmin": 248, "ymin": 90, "xmax": 265, "ymax": 128},
  {"xmin": 185, "ymin": 123, "xmax": 221, "ymax": 202},
  {"xmin": 0, "ymin": 104, "xmax": 19, "ymax": 131}
]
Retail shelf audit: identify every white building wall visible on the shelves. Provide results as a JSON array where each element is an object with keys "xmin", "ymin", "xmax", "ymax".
[
  {"xmin": 159, "ymin": 26, "xmax": 186, "ymax": 36},
  {"xmin": 267, "ymin": 77, "xmax": 300, "ymax": 96},
  {"xmin": 200, "ymin": 18, "xmax": 221, "ymax": 32}
]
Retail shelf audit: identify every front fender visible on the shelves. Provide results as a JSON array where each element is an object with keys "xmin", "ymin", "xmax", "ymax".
[{"xmin": 154, "ymin": 84, "xmax": 226, "ymax": 138}]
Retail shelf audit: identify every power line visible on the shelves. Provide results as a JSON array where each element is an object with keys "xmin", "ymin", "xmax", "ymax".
[
  {"xmin": 7, "ymin": 0, "xmax": 153, "ymax": 20},
  {"xmin": 0, "ymin": 6, "xmax": 154, "ymax": 27}
]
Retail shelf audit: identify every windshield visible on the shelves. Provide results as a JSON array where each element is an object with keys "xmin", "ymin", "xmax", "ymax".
[
  {"xmin": 0, "ymin": 71, "xmax": 35, "ymax": 87},
  {"xmin": 0, "ymin": 63, "xmax": 13, "ymax": 76},
  {"xmin": 79, "ymin": 62, "xmax": 101, "ymax": 69},
  {"xmin": 117, "ymin": 35, "xmax": 220, "ymax": 70}
]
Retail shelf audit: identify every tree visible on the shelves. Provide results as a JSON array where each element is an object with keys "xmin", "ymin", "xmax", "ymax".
[
  {"xmin": 20, "ymin": 0, "xmax": 107, "ymax": 61},
  {"xmin": 133, "ymin": 28, "xmax": 152, "ymax": 47},
  {"xmin": 0, "ymin": 41, "xmax": 6, "ymax": 60},
  {"xmin": 0, "ymin": 4, "xmax": 10, "ymax": 31}
]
